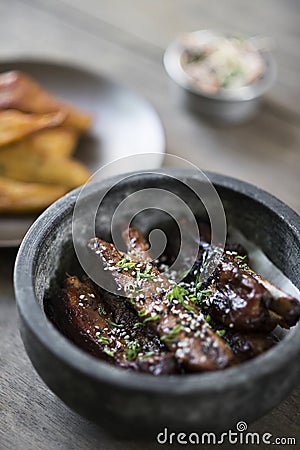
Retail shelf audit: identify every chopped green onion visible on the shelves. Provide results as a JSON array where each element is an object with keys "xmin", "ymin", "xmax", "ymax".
[
  {"xmin": 106, "ymin": 319, "xmax": 122, "ymax": 328},
  {"xmin": 136, "ymin": 266, "xmax": 155, "ymax": 280},
  {"xmin": 166, "ymin": 285, "xmax": 189, "ymax": 303},
  {"xmin": 126, "ymin": 282, "xmax": 137, "ymax": 293},
  {"xmin": 205, "ymin": 314, "xmax": 211, "ymax": 323},
  {"xmin": 167, "ymin": 285, "xmax": 196, "ymax": 313},
  {"xmin": 125, "ymin": 340, "xmax": 141, "ymax": 361},
  {"xmin": 97, "ymin": 304, "xmax": 105, "ymax": 316},
  {"xmin": 97, "ymin": 336, "xmax": 110, "ymax": 345},
  {"xmin": 117, "ymin": 257, "xmax": 137, "ymax": 270},
  {"xmin": 216, "ymin": 329, "xmax": 226, "ymax": 337},
  {"xmin": 196, "ymin": 289, "xmax": 212, "ymax": 302},
  {"xmin": 104, "ymin": 349, "xmax": 115, "ymax": 357},
  {"xmin": 141, "ymin": 351, "xmax": 155, "ymax": 360},
  {"xmin": 128, "ymin": 295, "xmax": 136, "ymax": 306},
  {"xmin": 138, "ymin": 308, "xmax": 147, "ymax": 317},
  {"xmin": 143, "ymin": 314, "xmax": 160, "ymax": 323},
  {"xmin": 183, "ymin": 303, "xmax": 196, "ymax": 313},
  {"xmin": 161, "ymin": 324, "xmax": 182, "ymax": 344}
]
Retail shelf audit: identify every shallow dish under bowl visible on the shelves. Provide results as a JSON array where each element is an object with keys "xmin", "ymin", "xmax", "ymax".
[{"xmin": 14, "ymin": 169, "xmax": 300, "ymax": 439}]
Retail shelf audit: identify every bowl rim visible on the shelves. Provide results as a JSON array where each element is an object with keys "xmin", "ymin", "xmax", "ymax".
[
  {"xmin": 163, "ymin": 29, "xmax": 277, "ymax": 102},
  {"xmin": 14, "ymin": 169, "xmax": 300, "ymax": 394}
]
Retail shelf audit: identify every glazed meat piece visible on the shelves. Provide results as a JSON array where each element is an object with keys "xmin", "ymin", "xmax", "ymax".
[
  {"xmin": 251, "ymin": 272, "xmax": 300, "ymax": 327},
  {"xmin": 123, "ymin": 226, "xmax": 153, "ymax": 262},
  {"xmin": 224, "ymin": 332, "xmax": 278, "ymax": 362},
  {"xmin": 206, "ymin": 251, "xmax": 279, "ymax": 332},
  {"xmin": 208, "ymin": 317, "xmax": 278, "ymax": 362},
  {"xmin": 191, "ymin": 245, "xmax": 300, "ymax": 332},
  {"xmin": 88, "ymin": 237, "xmax": 234, "ymax": 372},
  {"xmin": 60, "ymin": 275, "xmax": 178, "ymax": 375}
]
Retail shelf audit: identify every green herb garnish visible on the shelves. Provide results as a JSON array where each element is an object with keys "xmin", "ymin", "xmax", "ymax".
[
  {"xmin": 167, "ymin": 285, "xmax": 196, "ymax": 313},
  {"xmin": 106, "ymin": 319, "xmax": 122, "ymax": 328},
  {"xmin": 143, "ymin": 314, "xmax": 160, "ymax": 323},
  {"xmin": 125, "ymin": 340, "xmax": 141, "ymax": 361},
  {"xmin": 136, "ymin": 266, "xmax": 155, "ymax": 281},
  {"xmin": 216, "ymin": 329, "xmax": 226, "ymax": 337},
  {"xmin": 195, "ymin": 289, "xmax": 212, "ymax": 302},
  {"xmin": 97, "ymin": 336, "xmax": 110, "ymax": 345},
  {"xmin": 117, "ymin": 257, "xmax": 137, "ymax": 270},
  {"xmin": 166, "ymin": 285, "xmax": 189, "ymax": 303},
  {"xmin": 205, "ymin": 314, "xmax": 212, "ymax": 323},
  {"xmin": 126, "ymin": 282, "xmax": 137, "ymax": 293},
  {"xmin": 183, "ymin": 302, "xmax": 196, "ymax": 313},
  {"xmin": 128, "ymin": 295, "xmax": 136, "ymax": 306},
  {"xmin": 104, "ymin": 349, "xmax": 115, "ymax": 357},
  {"xmin": 138, "ymin": 308, "xmax": 147, "ymax": 317},
  {"xmin": 97, "ymin": 304, "xmax": 105, "ymax": 316},
  {"xmin": 239, "ymin": 263, "xmax": 255, "ymax": 274},
  {"xmin": 141, "ymin": 351, "xmax": 155, "ymax": 360},
  {"xmin": 161, "ymin": 324, "xmax": 182, "ymax": 344}
]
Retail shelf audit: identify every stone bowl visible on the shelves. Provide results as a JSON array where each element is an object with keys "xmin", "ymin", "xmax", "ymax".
[{"xmin": 14, "ymin": 169, "xmax": 300, "ymax": 439}]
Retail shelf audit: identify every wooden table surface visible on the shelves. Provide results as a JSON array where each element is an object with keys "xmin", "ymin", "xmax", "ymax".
[{"xmin": 0, "ymin": 1, "xmax": 299, "ymax": 449}]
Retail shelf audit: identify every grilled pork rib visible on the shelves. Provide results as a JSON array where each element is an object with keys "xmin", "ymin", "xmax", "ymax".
[
  {"xmin": 60, "ymin": 275, "xmax": 178, "ymax": 375},
  {"xmin": 88, "ymin": 237, "xmax": 234, "ymax": 372},
  {"xmin": 46, "ymin": 225, "xmax": 299, "ymax": 375},
  {"xmin": 197, "ymin": 248, "xmax": 300, "ymax": 332}
]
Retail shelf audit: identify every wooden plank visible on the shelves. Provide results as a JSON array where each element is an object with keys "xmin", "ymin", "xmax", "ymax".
[
  {"xmin": 0, "ymin": 0, "xmax": 299, "ymax": 447},
  {"xmin": 26, "ymin": 0, "xmax": 300, "ymax": 115}
]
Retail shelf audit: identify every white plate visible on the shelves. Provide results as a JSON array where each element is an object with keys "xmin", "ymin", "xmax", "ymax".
[{"xmin": 0, "ymin": 59, "xmax": 165, "ymax": 246}]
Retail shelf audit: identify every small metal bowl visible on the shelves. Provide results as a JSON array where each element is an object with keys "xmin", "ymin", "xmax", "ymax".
[
  {"xmin": 163, "ymin": 30, "xmax": 277, "ymax": 124},
  {"xmin": 14, "ymin": 169, "xmax": 300, "ymax": 439}
]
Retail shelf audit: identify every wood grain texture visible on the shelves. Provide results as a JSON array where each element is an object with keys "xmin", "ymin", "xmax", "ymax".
[{"xmin": 0, "ymin": 0, "xmax": 299, "ymax": 448}]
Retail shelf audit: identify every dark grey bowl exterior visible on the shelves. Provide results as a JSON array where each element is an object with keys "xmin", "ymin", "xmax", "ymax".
[
  {"xmin": 169, "ymin": 84, "xmax": 263, "ymax": 124},
  {"xmin": 14, "ymin": 170, "xmax": 300, "ymax": 439}
]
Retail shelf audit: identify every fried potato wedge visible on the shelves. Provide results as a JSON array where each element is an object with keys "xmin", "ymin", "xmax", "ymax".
[
  {"xmin": 0, "ymin": 71, "xmax": 92, "ymax": 131},
  {"xmin": 30, "ymin": 127, "xmax": 79, "ymax": 158},
  {"xmin": 0, "ymin": 176, "xmax": 67, "ymax": 213},
  {"xmin": 0, "ymin": 110, "xmax": 65, "ymax": 146},
  {"xmin": 3, "ymin": 127, "xmax": 79, "ymax": 159},
  {"xmin": 0, "ymin": 146, "xmax": 90, "ymax": 188}
]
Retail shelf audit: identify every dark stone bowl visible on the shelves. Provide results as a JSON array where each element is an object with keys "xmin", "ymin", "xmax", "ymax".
[{"xmin": 14, "ymin": 169, "xmax": 300, "ymax": 439}]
